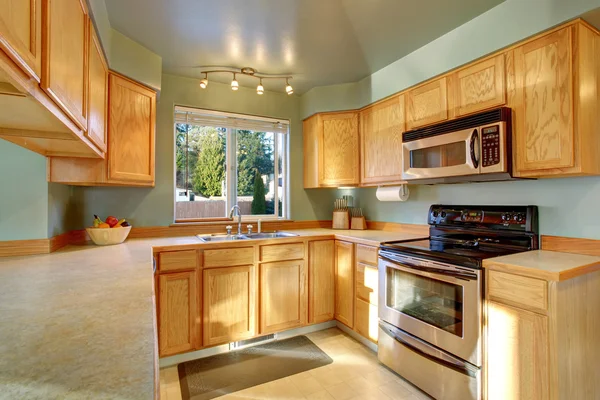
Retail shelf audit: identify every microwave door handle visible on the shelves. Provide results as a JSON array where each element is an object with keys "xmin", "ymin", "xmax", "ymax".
[
  {"xmin": 470, "ymin": 129, "xmax": 480, "ymax": 169},
  {"xmin": 379, "ymin": 321, "xmax": 478, "ymax": 378}
]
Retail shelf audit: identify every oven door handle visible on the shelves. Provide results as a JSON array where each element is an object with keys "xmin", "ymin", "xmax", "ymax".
[
  {"xmin": 379, "ymin": 321, "xmax": 478, "ymax": 378},
  {"xmin": 379, "ymin": 253, "xmax": 478, "ymax": 281}
]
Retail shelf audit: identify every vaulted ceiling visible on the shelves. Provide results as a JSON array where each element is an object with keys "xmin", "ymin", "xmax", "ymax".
[{"xmin": 104, "ymin": 0, "xmax": 504, "ymax": 94}]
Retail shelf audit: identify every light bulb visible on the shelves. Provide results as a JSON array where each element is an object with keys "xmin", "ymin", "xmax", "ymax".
[
  {"xmin": 257, "ymin": 80, "xmax": 264, "ymax": 95},
  {"xmin": 200, "ymin": 78, "xmax": 208, "ymax": 89},
  {"xmin": 285, "ymin": 79, "xmax": 293, "ymax": 95},
  {"xmin": 231, "ymin": 74, "xmax": 239, "ymax": 91}
]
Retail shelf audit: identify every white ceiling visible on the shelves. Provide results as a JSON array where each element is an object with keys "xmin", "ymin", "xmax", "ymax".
[{"xmin": 104, "ymin": 0, "xmax": 504, "ymax": 94}]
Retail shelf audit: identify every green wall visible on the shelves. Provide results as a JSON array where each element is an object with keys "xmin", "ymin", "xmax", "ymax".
[
  {"xmin": 77, "ymin": 74, "xmax": 338, "ymax": 227},
  {"xmin": 300, "ymin": 0, "xmax": 600, "ymax": 240}
]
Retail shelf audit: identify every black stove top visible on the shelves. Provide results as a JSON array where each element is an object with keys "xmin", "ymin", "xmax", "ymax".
[{"xmin": 380, "ymin": 205, "xmax": 539, "ymax": 269}]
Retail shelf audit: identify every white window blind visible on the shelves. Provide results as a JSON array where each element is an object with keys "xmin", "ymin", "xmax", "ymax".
[{"xmin": 174, "ymin": 106, "xmax": 289, "ymax": 134}]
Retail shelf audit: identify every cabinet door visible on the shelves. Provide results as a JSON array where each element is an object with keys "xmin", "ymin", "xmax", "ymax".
[
  {"xmin": 355, "ymin": 298, "xmax": 378, "ymax": 343},
  {"xmin": 86, "ymin": 25, "xmax": 107, "ymax": 152},
  {"xmin": 308, "ymin": 240, "xmax": 335, "ymax": 324},
  {"xmin": 42, "ymin": 0, "xmax": 88, "ymax": 130},
  {"xmin": 361, "ymin": 95, "xmax": 405, "ymax": 185},
  {"xmin": 514, "ymin": 27, "xmax": 574, "ymax": 174},
  {"xmin": 334, "ymin": 241, "xmax": 354, "ymax": 328},
  {"xmin": 454, "ymin": 54, "xmax": 505, "ymax": 116},
  {"xmin": 108, "ymin": 73, "xmax": 156, "ymax": 184},
  {"xmin": 486, "ymin": 301, "xmax": 549, "ymax": 400},
  {"xmin": 320, "ymin": 112, "xmax": 359, "ymax": 186},
  {"xmin": 406, "ymin": 77, "xmax": 448, "ymax": 130},
  {"xmin": 203, "ymin": 266, "xmax": 255, "ymax": 346},
  {"xmin": 355, "ymin": 262, "xmax": 378, "ymax": 306},
  {"xmin": 303, "ymin": 114, "xmax": 321, "ymax": 188},
  {"xmin": 158, "ymin": 271, "xmax": 198, "ymax": 357},
  {"xmin": 0, "ymin": 0, "xmax": 42, "ymax": 80},
  {"xmin": 260, "ymin": 260, "xmax": 307, "ymax": 334}
]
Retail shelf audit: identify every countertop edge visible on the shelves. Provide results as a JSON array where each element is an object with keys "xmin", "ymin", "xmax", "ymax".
[{"xmin": 484, "ymin": 255, "xmax": 600, "ymax": 282}]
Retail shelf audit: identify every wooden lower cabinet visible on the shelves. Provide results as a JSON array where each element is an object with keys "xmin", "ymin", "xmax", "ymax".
[
  {"xmin": 259, "ymin": 260, "xmax": 308, "ymax": 334},
  {"xmin": 486, "ymin": 301, "xmax": 549, "ymax": 400},
  {"xmin": 334, "ymin": 241, "xmax": 354, "ymax": 328},
  {"xmin": 354, "ymin": 298, "xmax": 378, "ymax": 343},
  {"xmin": 308, "ymin": 240, "xmax": 335, "ymax": 324},
  {"xmin": 203, "ymin": 266, "xmax": 256, "ymax": 346},
  {"xmin": 158, "ymin": 271, "xmax": 199, "ymax": 357}
]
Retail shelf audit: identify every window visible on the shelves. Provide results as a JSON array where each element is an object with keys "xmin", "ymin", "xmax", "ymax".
[{"xmin": 174, "ymin": 106, "xmax": 289, "ymax": 222}]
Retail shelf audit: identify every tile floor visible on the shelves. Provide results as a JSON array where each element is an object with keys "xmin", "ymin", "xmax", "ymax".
[{"xmin": 160, "ymin": 328, "xmax": 431, "ymax": 400}]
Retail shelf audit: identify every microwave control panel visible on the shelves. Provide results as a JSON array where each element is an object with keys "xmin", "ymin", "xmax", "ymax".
[{"xmin": 481, "ymin": 125, "xmax": 500, "ymax": 167}]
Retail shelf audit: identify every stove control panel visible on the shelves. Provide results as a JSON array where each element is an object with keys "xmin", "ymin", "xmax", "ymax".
[{"xmin": 429, "ymin": 205, "xmax": 538, "ymax": 233}]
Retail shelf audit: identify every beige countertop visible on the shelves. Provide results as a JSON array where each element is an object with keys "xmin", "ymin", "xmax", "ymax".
[
  {"xmin": 483, "ymin": 250, "xmax": 600, "ymax": 281},
  {"xmin": 0, "ymin": 228, "xmax": 426, "ymax": 399}
]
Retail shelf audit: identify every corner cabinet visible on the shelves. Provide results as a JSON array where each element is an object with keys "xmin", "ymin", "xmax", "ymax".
[
  {"xmin": 47, "ymin": 72, "xmax": 157, "ymax": 186},
  {"xmin": 360, "ymin": 95, "xmax": 405, "ymax": 185},
  {"xmin": 41, "ymin": 0, "xmax": 89, "ymax": 130},
  {"xmin": 0, "ymin": 0, "xmax": 43, "ymax": 80},
  {"xmin": 303, "ymin": 111, "xmax": 359, "ymax": 188}
]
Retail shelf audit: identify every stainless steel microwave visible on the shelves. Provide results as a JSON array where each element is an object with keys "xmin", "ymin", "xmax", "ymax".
[{"xmin": 401, "ymin": 108, "xmax": 512, "ymax": 184}]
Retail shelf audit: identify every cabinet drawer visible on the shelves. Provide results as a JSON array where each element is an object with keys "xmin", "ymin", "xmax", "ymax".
[
  {"xmin": 204, "ymin": 247, "xmax": 254, "ymax": 268},
  {"xmin": 356, "ymin": 263, "xmax": 378, "ymax": 306},
  {"xmin": 260, "ymin": 243, "xmax": 304, "ymax": 262},
  {"xmin": 355, "ymin": 244, "xmax": 378, "ymax": 265},
  {"xmin": 355, "ymin": 298, "xmax": 378, "ymax": 343},
  {"xmin": 488, "ymin": 270, "xmax": 548, "ymax": 313},
  {"xmin": 158, "ymin": 250, "xmax": 197, "ymax": 272}
]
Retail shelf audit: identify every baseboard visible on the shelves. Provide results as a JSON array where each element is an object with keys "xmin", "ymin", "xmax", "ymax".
[
  {"xmin": 541, "ymin": 235, "xmax": 600, "ymax": 256},
  {"xmin": 335, "ymin": 322, "xmax": 378, "ymax": 353},
  {"xmin": 0, "ymin": 238, "xmax": 50, "ymax": 257},
  {"xmin": 158, "ymin": 320, "xmax": 337, "ymax": 368}
]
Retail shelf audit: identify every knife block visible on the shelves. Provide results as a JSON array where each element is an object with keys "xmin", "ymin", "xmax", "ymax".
[
  {"xmin": 332, "ymin": 211, "xmax": 350, "ymax": 230},
  {"xmin": 351, "ymin": 216, "xmax": 367, "ymax": 230}
]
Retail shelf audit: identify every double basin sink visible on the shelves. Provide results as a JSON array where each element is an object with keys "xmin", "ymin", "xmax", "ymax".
[{"xmin": 197, "ymin": 231, "xmax": 298, "ymax": 242}]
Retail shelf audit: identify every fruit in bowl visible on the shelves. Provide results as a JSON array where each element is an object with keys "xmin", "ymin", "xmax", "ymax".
[{"xmin": 87, "ymin": 215, "xmax": 132, "ymax": 245}]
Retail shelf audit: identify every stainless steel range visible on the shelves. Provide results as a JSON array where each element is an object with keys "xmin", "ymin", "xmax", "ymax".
[{"xmin": 377, "ymin": 205, "xmax": 538, "ymax": 400}]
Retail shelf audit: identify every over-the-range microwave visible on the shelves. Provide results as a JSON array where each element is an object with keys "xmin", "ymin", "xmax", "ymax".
[{"xmin": 402, "ymin": 107, "xmax": 514, "ymax": 184}]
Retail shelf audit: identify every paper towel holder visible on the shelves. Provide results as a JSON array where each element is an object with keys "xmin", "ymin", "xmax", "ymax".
[{"xmin": 376, "ymin": 184, "xmax": 410, "ymax": 202}]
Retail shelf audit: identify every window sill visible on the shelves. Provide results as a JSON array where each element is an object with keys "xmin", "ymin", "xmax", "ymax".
[{"xmin": 171, "ymin": 218, "xmax": 292, "ymax": 227}]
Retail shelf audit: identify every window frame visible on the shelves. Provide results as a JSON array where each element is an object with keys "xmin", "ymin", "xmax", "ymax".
[{"xmin": 173, "ymin": 107, "xmax": 290, "ymax": 224}]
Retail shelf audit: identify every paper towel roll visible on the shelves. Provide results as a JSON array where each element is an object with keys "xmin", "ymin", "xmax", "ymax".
[{"xmin": 376, "ymin": 185, "xmax": 410, "ymax": 202}]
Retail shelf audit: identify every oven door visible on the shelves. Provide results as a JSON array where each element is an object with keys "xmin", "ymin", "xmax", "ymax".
[
  {"xmin": 378, "ymin": 252, "xmax": 482, "ymax": 366},
  {"xmin": 402, "ymin": 127, "xmax": 480, "ymax": 180}
]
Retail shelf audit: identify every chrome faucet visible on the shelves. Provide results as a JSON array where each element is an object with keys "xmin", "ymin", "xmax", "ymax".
[{"xmin": 229, "ymin": 205, "xmax": 242, "ymax": 235}]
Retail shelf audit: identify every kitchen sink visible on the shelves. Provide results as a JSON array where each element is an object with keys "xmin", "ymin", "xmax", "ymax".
[{"xmin": 196, "ymin": 231, "xmax": 298, "ymax": 242}]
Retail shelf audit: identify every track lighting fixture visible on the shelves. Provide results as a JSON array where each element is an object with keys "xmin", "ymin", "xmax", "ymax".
[
  {"xmin": 196, "ymin": 67, "xmax": 293, "ymax": 95},
  {"xmin": 231, "ymin": 73, "xmax": 239, "ymax": 91},
  {"xmin": 285, "ymin": 78, "xmax": 293, "ymax": 95},
  {"xmin": 199, "ymin": 73, "xmax": 208, "ymax": 89},
  {"xmin": 257, "ymin": 78, "xmax": 264, "ymax": 95}
]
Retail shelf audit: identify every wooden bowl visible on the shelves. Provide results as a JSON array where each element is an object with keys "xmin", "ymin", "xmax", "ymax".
[{"xmin": 85, "ymin": 226, "xmax": 132, "ymax": 246}]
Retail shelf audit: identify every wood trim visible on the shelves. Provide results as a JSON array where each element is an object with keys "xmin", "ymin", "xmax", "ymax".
[
  {"xmin": 0, "ymin": 238, "xmax": 49, "ymax": 257},
  {"xmin": 542, "ymin": 235, "xmax": 600, "ymax": 256}
]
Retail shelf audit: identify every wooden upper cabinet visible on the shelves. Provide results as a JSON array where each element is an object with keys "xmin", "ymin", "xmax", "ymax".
[
  {"xmin": 320, "ymin": 112, "xmax": 359, "ymax": 186},
  {"xmin": 259, "ymin": 260, "xmax": 308, "ymax": 334},
  {"xmin": 406, "ymin": 77, "xmax": 448, "ymax": 130},
  {"xmin": 0, "ymin": 0, "xmax": 42, "ymax": 80},
  {"xmin": 487, "ymin": 301, "xmax": 549, "ymax": 400},
  {"xmin": 308, "ymin": 240, "xmax": 335, "ymax": 324},
  {"xmin": 158, "ymin": 270, "xmax": 199, "ymax": 357},
  {"xmin": 303, "ymin": 114, "xmax": 321, "ymax": 188},
  {"xmin": 514, "ymin": 27, "xmax": 574, "ymax": 174},
  {"xmin": 108, "ymin": 73, "xmax": 156, "ymax": 184},
  {"xmin": 360, "ymin": 95, "xmax": 405, "ymax": 185},
  {"xmin": 203, "ymin": 265, "xmax": 256, "ymax": 346},
  {"xmin": 452, "ymin": 54, "xmax": 505, "ymax": 116},
  {"xmin": 41, "ymin": 0, "xmax": 89, "ymax": 130},
  {"xmin": 86, "ymin": 25, "xmax": 107, "ymax": 153},
  {"xmin": 334, "ymin": 240, "xmax": 354, "ymax": 328}
]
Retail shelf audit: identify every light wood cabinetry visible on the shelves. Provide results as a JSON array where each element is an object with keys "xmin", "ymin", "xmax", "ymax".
[
  {"xmin": 334, "ymin": 240, "xmax": 354, "ymax": 328},
  {"xmin": 360, "ymin": 95, "xmax": 405, "ymax": 185},
  {"xmin": 355, "ymin": 298, "xmax": 378, "ymax": 343},
  {"xmin": 406, "ymin": 77, "xmax": 448, "ymax": 130},
  {"xmin": 41, "ymin": 0, "xmax": 89, "ymax": 130},
  {"xmin": 260, "ymin": 243, "xmax": 304, "ymax": 263},
  {"xmin": 487, "ymin": 301, "xmax": 549, "ymax": 400},
  {"xmin": 86, "ymin": 24, "xmax": 107, "ymax": 152},
  {"xmin": 355, "ymin": 262, "xmax": 378, "ymax": 306},
  {"xmin": 259, "ymin": 260, "xmax": 307, "ymax": 334},
  {"xmin": 451, "ymin": 54, "xmax": 505, "ymax": 116},
  {"xmin": 302, "ymin": 111, "xmax": 360, "ymax": 188},
  {"xmin": 0, "ymin": 0, "xmax": 42, "ymax": 80},
  {"xmin": 308, "ymin": 240, "xmax": 335, "ymax": 324},
  {"xmin": 158, "ymin": 250, "xmax": 197, "ymax": 273},
  {"xmin": 47, "ymin": 72, "xmax": 157, "ymax": 186},
  {"xmin": 354, "ymin": 244, "xmax": 379, "ymax": 343},
  {"xmin": 158, "ymin": 270, "xmax": 199, "ymax": 357},
  {"xmin": 203, "ymin": 265, "xmax": 256, "ymax": 346}
]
